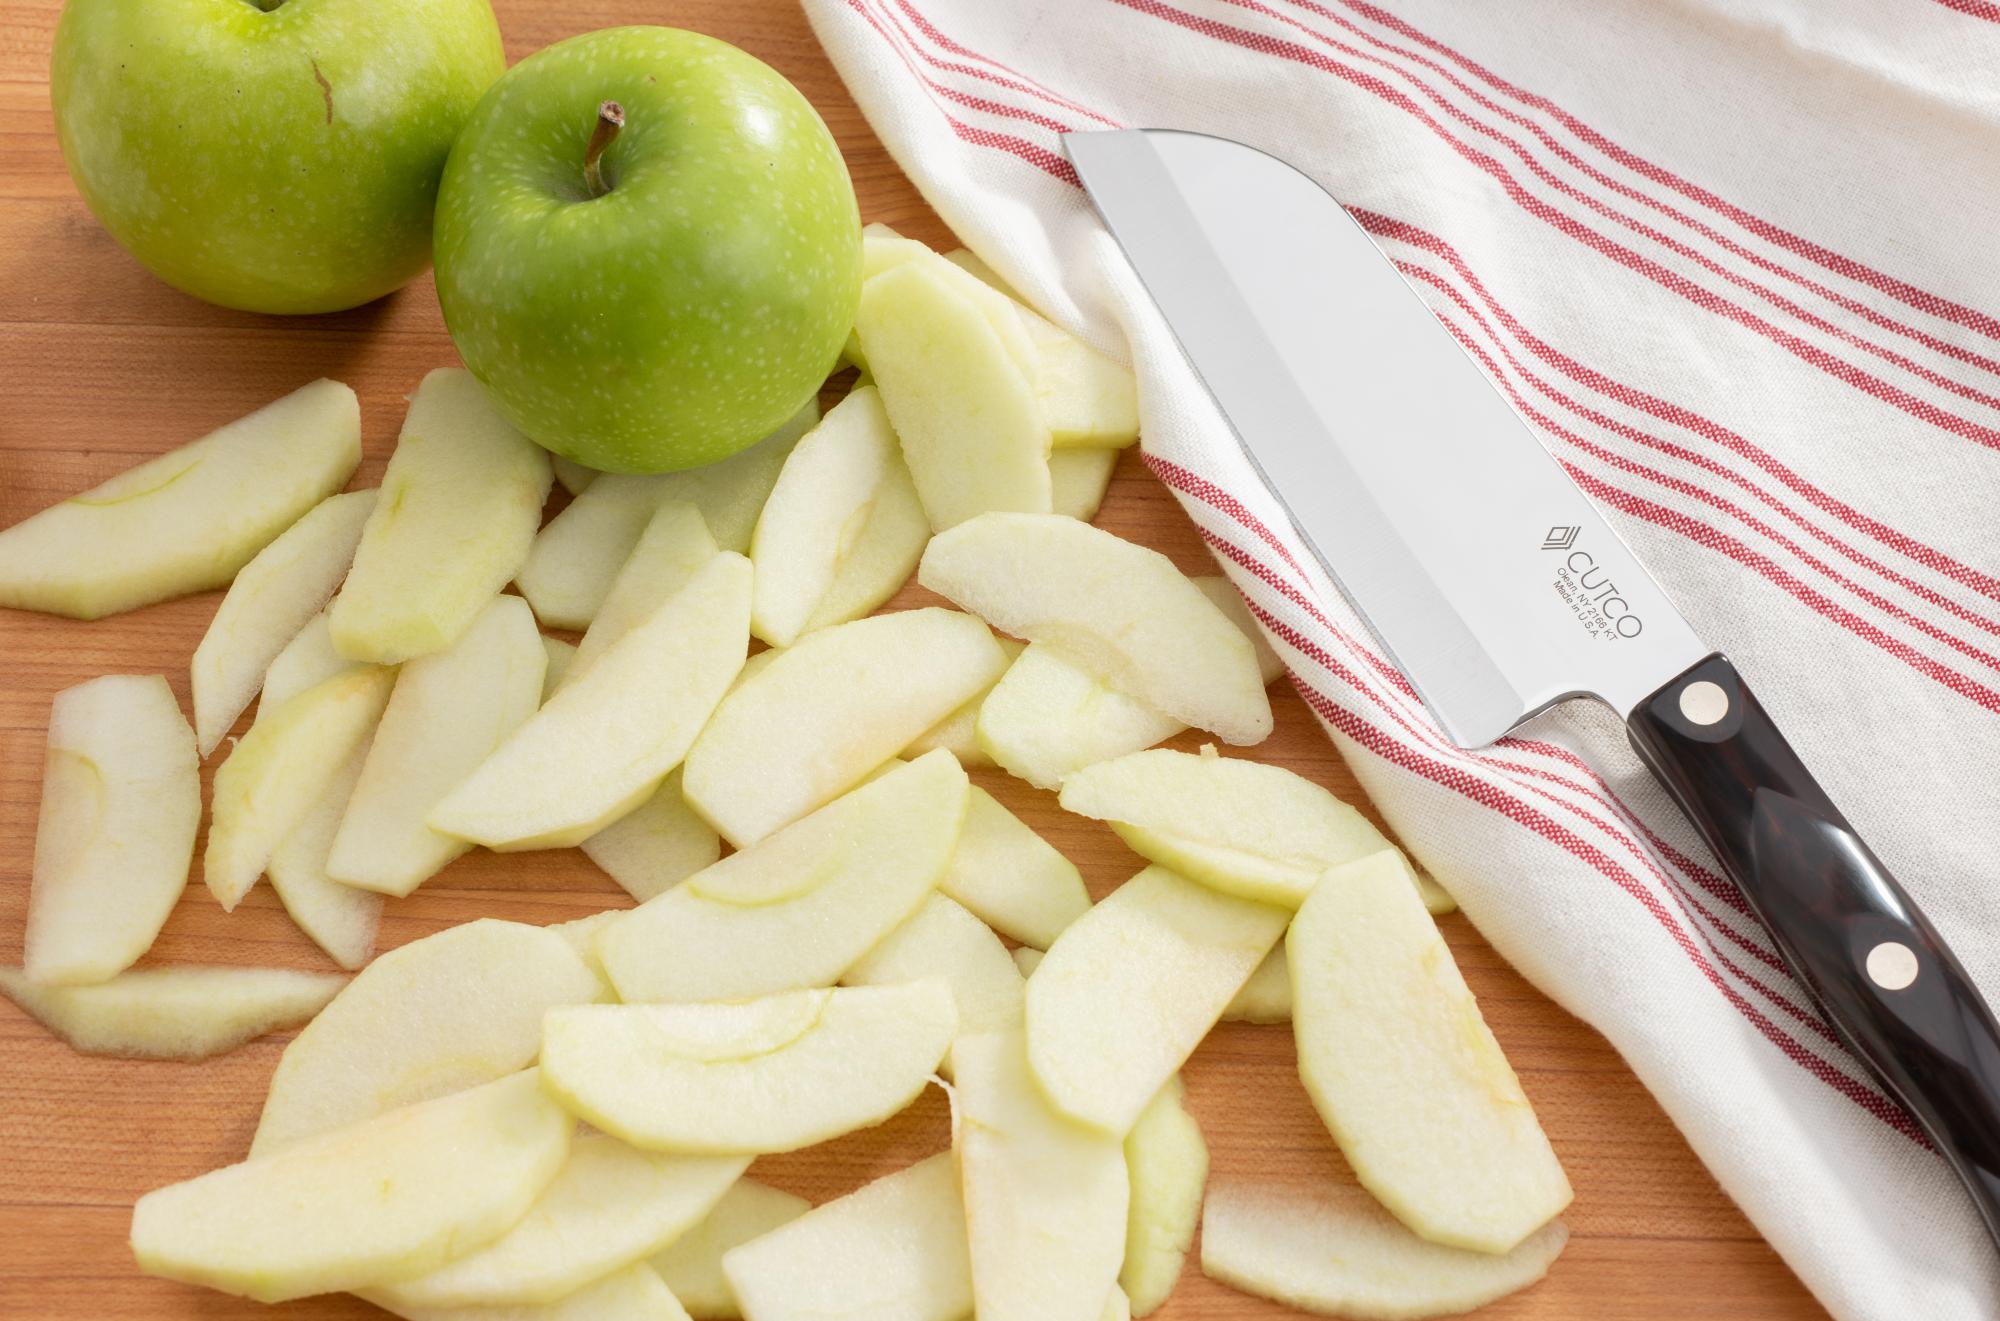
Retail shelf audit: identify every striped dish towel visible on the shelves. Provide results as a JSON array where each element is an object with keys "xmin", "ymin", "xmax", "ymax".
[{"xmin": 800, "ymin": 0, "xmax": 2000, "ymax": 1316}]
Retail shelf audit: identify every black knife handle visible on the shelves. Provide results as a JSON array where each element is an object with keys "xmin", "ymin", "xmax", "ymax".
[{"xmin": 1628, "ymin": 654, "xmax": 2000, "ymax": 1246}]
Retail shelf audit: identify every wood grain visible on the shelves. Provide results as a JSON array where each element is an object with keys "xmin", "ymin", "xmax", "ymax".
[{"xmin": 0, "ymin": 0, "xmax": 1829, "ymax": 1317}]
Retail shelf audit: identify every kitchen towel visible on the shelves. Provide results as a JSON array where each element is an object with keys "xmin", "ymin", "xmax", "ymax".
[{"xmin": 800, "ymin": 0, "xmax": 2000, "ymax": 1316}]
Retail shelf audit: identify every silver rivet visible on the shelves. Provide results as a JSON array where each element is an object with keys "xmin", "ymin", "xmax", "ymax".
[
  {"xmin": 1866, "ymin": 941, "xmax": 1920, "ymax": 991},
  {"xmin": 1679, "ymin": 680, "xmax": 1729, "ymax": 726}
]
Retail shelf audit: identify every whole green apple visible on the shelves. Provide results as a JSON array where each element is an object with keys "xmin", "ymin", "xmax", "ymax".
[
  {"xmin": 434, "ymin": 27, "xmax": 862, "ymax": 474},
  {"xmin": 51, "ymin": 0, "xmax": 504, "ymax": 315}
]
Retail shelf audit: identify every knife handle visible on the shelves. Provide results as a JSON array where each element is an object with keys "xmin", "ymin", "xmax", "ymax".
[{"xmin": 1627, "ymin": 654, "xmax": 2000, "ymax": 1246}]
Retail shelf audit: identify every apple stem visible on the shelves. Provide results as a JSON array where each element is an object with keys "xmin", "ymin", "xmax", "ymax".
[{"xmin": 583, "ymin": 101, "xmax": 624, "ymax": 198}]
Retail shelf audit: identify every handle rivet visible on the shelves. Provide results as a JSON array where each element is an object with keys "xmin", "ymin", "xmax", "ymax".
[
  {"xmin": 1679, "ymin": 680, "xmax": 1730, "ymax": 726},
  {"xmin": 1866, "ymin": 941, "xmax": 1920, "ymax": 991}
]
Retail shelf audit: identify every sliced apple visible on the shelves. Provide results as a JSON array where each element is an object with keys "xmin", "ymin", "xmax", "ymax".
[
  {"xmin": 653, "ymin": 1180, "xmax": 810, "ymax": 1319},
  {"xmin": 191, "ymin": 488, "xmax": 377, "ymax": 755},
  {"xmin": 0, "ymin": 966, "xmax": 343, "ymax": 1061},
  {"xmin": 751, "ymin": 384, "xmax": 907, "ymax": 646},
  {"xmin": 1201, "ymin": 1181, "xmax": 1569, "ymax": 1319},
  {"xmin": 1028, "ymin": 865, "xmax": 1288, "ymax": 1136},
  {"xmin": 1101, "ymin": 1287, "xmax": 1132, "ymax": 1321},
  {"xmin": 374, "ymin": 1134, "xmax": 747, "ymax": 1310},
  {"xmin": 923, "ymin": 513, "xmax": 1271, "ymax": 745},
  {"xmin": 204, "ymin": 666, "xmax": 394, "ymax": 910},
  {"xmin": 798, "ymin": 449, "xmax": 929, "ymax": 635},
  {"xmin": 1291, "ymin": 851, "xmax": 1571, "ymax": 1253},
  {"xmin": 540, "ymin": 636, "xmax": 577, "ymax": 699},
  {"xmin": 251, "ymin": 918, "xmax": 601, "ymax": 1155},
  {"xmin": 329, "ymin": 370, "xmax": 551, "ymax": 664},
  {"xmin": 550, "ymin": 454, "xmax": 598, "ymax": 497},
  {"xmin": 132, "ymin": 1070, "xmax": 570, "ymax": 1304},
  {"xmin": 517, "ymin": 405, "xmax": 814, "ymax": 630},
  {"xmin": 541, "ymin": 981, "xmax": 956, "ymax": 1155},
  {"xmin": 0, "ymin": 379, "xmax": 360, "ymax": 619},
  {"xmin": 580, "ymin": 769, "xmax": 721, "ymax": 903},
  {"xmin": 859, "ymin": 260, "xmax": 1053, "ymax": 531},
  {"xmin": 267, "ymin": 737, "xmax": 383, "ymax": 970},
  {"xmin": 23, "ymin": 674, "xmax": 199, "ymax": 986},
  {"xmin": 1050, "ymin": 448, "xmax": 1118, "ymax": 522},
  {"xmin": 260, "ymin": 608, "xmax": 358, "ymax": 712},
  {"xmin": 1223, "ymin": 947, "xmax": 1290, "ymax": 1024},
  {"xmin": 845, "ymin": 892, "xmax": 1025, "ymax": 1042},
  {"xmin": 1058, "ymin": 747, "xmax": 1402, "ymax": 909},
  {"xmin": 937, "ymin": 784, "xmax": 1089, "ymax": 949},
  {"xmin": 976, "ymin": 643, "xmax": 1185, "ymax": 792},
  {"xmin": 327, "ymin": 596, "xmax": 546, "ymax": 896},
  {"xmin": 1026, "ymin": 313, "xmax": 1140, "ymax": 449},
  {"xmin": 1193, "ymin": 576, "xmax": 1284, "ymax": 684},
  {"xmin": 721, "ymin": 1153, "xmax": 970, "ymax": 1321},
  {"xmin": 682, "ymin": 607, "xmax": 1006, "ymax": 846},
  {"xmin": 430, "ymin": 553, "xmax": 752, "ymax": 850},
  {"xmin": 368, "ymin": 1262, "xmax": 691, "ymax": 1321},
  {"xmin": 1121, "ymin": 1076, "xmax": 1208, "ymax": 1316},
  {"xmin": 941, "ymin": 245, "xmax": 1019, "ymax": 299},
  {"xmin": 953, "ymin": 1029, "xmax": 1127, "ymax": 1321},
  {"xmin": 563, "ymin": 501, "xmax": 717, "ymax": 690},
  {"xmin": 549, "ymin": 910, "xmax": 622, "ymax": 1001},
  {"xmin": 901, "ymin": 637, "xmax": 1023, "ymax": 768},
  {"xmin": 599, "ymin": 752, "xmax": 967, "ymax": 1003},
  {"xmin": 861, "ymin": 225, "xmax": 1038, "ymax": 374}
]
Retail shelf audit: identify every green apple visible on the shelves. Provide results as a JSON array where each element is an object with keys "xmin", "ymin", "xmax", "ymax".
[
  {"xmin": 434, "ymin": 27, "xmax": 861, "ymax": 473},
  {"xmin": 50, "ymin": 0, "xmax": 502, "ymax": 314}
]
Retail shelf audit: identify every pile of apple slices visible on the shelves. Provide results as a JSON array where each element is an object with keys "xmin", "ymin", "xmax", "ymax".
[{"xmin": 0, "ymin": 229, "xmax": 1571, "ymax": 1319}]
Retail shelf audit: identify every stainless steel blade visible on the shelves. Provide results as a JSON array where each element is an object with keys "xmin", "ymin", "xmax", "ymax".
[{"xmin": 1065, "ymin": 128, "xmax": 1710, "ymax": 748}]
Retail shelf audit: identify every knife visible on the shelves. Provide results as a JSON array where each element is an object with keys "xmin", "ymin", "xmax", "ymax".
[{"xmin": 1065, "ymin": 127, "xmax": 2000, "ymax": 1249}]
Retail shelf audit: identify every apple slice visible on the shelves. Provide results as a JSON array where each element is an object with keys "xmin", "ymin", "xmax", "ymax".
[
  {"xmin": 540, "ymin": 636, "xmax": 577, "ymax": 698},
  {"xmin": 580, "ymin": 769, "xmax": 721, "ymax": 903},
  {"xmin": 329, "ymin": 370, "xmax": 550, "ymax": 663},
  {"xmin": 430, "ymin": 552, "xmax": 752, "ymax": 850},
  {"xmin": 132, "ymin": 1070, "xmax": 571, "ymax": 1304},
  {"xmin": 517, "ymin": 404, "xmax": 814, "ymax": 630},
  {"xmin": 327, "ymin": 371, "xmax": 549, "ymax": 664},
  {"xmin": 599, "ymin": 752, "xmax": 968, "ymax": 1003},
  {"xmin": 751, "ymin": 385, "xmax": 926, "ymax": 646},
  {"xmin": 260, "ymin": 608, "xmax": 359, "ymax": 712},
  {"xmin": 859, "ymin": 260, "xmax": 1053, "ymax": 531},
  {"xmin": 541, "ymin": 981, "xmax": 956, "ymax": 1155},
  {"xmin": 1050, "ymin": 448, "xmax": 1119, "ymax": 522},
  {"xmin": 374, "ymin": 1135, "xmax": 747, "ymax": 1310},
  {"xmin": 327, "ymin": 596, "xmax": 546, "ymax": 896},
  {"xmin": 861, "ymin": 225, "xmax": 1038, "ymax": 374},
  {"xmin": 845, "ymin": 892, "xmax": 1025, "ymax": 1042},
  {"xmin": 1028, "ymin": 865, "xmax": 1288, "ymax": 1135},
  {"xmin": 23, "ymin": 674, "xmax": 199, "ymax": 986},
  {"xmin": 901, "ymin": 637, "xmax": 1023, "ymax": 768},
  {"xmin": 652, "ymin": 1180, "xmax": 810, "ymax": 1319},
  {"xmin": 1058, "ymin": 747, "xmax": 1405, "ymax": 909},
  {"xmin": 252, "ymin": 918, "xmax": 601, "ymax": 1155},
  {"xmin": 922, "ymin": 513, "xmax": 1271, "ymax": 745},
  {"xmin": 721, "ymin": 1152, "xmax": 970, "ymax": 1321},
  {"xmin": 1223, "ymin": 947, "xmax": 1291, "ymax": 1024},
  {"xmin": 191, "ymin": 488, "xmax": 377, "ymax": 755},
  {"xmin": 682, "ymin": 607, "xmax": 1007, "ymax": 846},
  {"xmin": 1291, "ymin": 851, "xmax": 1571, "ymax": 1253},
  {"xmin": 1201, "ymin": 1182, "xmax": 1569, "ymax": 1319},
  {"xmin": 1026, "ymin": 313, "xmax": 1140, "ymax": 450},
  {"xmin": 1194, "ymin": 576, "xmax": 1285, "ymax": 684},
  {"xmin": 204, "ymin": 666, "xmax": 394, "ymax": 910},
  {"xmin": 798, "ymin": 448, "xmax": 929, "ymax": 635},
  {"xmin": 563, "ymin": 501, "xmax": 717, "ymax": 690},
  {"xmin": 368, "ymin": 1262, "xmax": 692, "ymax": 1321},
  {"xmin": 941, "ymin": 245, "xmax": 1019, "ymax": 298},
  {"xmin": 937, "ymin": 785, "xmax": 1089, "ymax": 949},
  {"xmin": 551, "ymin": 454, "xmax": 599, "ymax": 497},
  {"xmin": 267, "ymin": 737, "xmax": 384, "ymax": 970},
  {"xmin": 0, "ymin": 379, "xmax": 360, "ymax": 619},
  {"xmin": 976, "ymin": 643, "xmax": 1185, "ymax": 791},
  {"xmin": 1121, "ymin": 1076, "xmax": 1208, "ymax": 1316},
  {"xmin": 954, "ymin": 1029, "xmax": 1128, "ymax": 1321},
  {"xmin": 1101, "ymin": 1287, "xmax": 1133, "ymax": 1321},
  {"xmin": 549, "ymin": 911, "xmax": 621, "ymax": 1001},
  {"xmin": 0, "ymin": 966, "xmax": 343, "ymax": 1061}
]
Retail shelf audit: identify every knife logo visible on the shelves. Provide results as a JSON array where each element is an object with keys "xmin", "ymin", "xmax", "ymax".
[{"xmin": 1541, "ymin": 525, "xmax": 1581, "ymax": 551}]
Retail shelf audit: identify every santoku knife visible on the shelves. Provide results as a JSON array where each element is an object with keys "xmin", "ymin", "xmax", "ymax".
[{"xmin": 1065, "ymin": 127, "xmax": 2000, "ymax": 1249}]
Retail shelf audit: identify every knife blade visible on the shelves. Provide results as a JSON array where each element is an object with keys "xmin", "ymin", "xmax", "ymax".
[{"xmin": 1066, "ymin": 126, "xmax": 2000, "ymax": 1251}]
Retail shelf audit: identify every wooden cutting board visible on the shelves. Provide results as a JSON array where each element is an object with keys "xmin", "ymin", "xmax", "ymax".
[{"xmin": 0, "ymin": 1, "xmax": 1832, "ymax": 1316}]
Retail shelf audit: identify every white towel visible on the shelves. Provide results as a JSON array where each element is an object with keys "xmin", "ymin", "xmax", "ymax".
[{"xmin": 800, "ymin": 0, "xmax": 2000, "ymax": 1316}]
